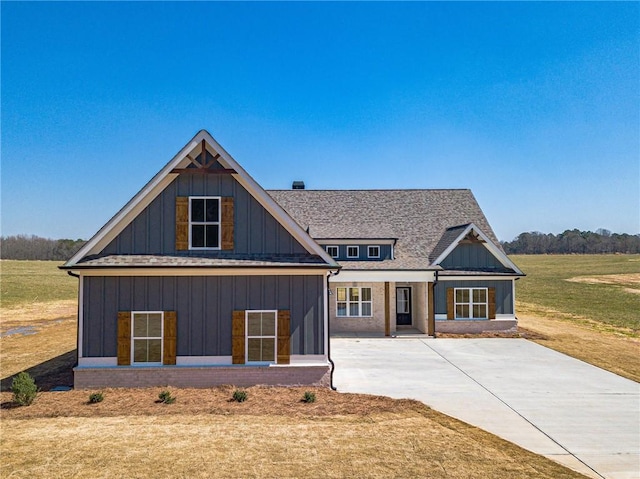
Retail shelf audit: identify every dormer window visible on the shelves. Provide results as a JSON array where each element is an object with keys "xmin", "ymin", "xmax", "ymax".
[
  {"xmin": 189, "ymin": 197, "xmax": 220, "ymax": 249},
  {"xmin": 368, "ymin": 246, "xmax": 380, "ymax": 258},
  {"xmin": 346, "ymin": 246, "xmax": 359, "ymax": 258},
  {"xmin": 326, "ymin": 245, "xmax": 339, "ymax": 258}
]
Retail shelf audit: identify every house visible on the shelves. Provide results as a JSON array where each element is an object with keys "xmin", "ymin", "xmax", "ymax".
[
  {"xmin": 62, "ymin": 130, "xmax": 340, "ymax": 389},
  {"xmin": 62, "ymin": 129, "xmax": 523, "ymax": 389},
  {"xmin": 268, "ymin": 189, "xmax": 524, "ymax": 336}
]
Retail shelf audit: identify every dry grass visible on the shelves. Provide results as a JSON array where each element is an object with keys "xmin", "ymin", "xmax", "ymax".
[
  {"xmin": 0, "ymin": 387, "xmax": 587, "ymax": 479},
  {"xmin": 511, "ymin": 254, "xmax": 640, "ymax": 382},
  {"xmin": 517, "ymin": 311, "xmax": 640, "ymax": 382}
]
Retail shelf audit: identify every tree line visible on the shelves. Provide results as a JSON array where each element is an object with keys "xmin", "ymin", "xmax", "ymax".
[
  {"xmin": 501, "ymin": 229, "xmax": 640, "ymax": 255},
  {"xmin": 0, "ymin": 235, "xmax": 86, "ymax": 260},
  {"xmin": 1, "ymin": 229, "xmax": 639, "ymax": 260}
]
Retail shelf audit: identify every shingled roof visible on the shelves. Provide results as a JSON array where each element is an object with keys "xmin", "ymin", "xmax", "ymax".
[{"xmin": 267, "ymin": 189, "xmax": 503, "ymax": 270}]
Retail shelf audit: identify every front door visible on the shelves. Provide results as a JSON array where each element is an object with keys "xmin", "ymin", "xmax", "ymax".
[{"xmin": 396, "ymin": 287, "xmax": 412, "ymax": 326}]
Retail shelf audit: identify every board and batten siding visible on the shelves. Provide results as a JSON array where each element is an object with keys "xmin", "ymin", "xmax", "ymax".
[
  {"xmin": 440, "ymin": 243, "xmax": 509, "ymax": 271},
  {"xmin": 101, "ymin": 173, "xmax": 307, "ymax": 257},
  {"xmin": 434, "ymin": 280, "xmax": 513, "ymax": 316},
  {"xmin": 82, "ymin": 275, "xmax": 324, "ymax": 358}
]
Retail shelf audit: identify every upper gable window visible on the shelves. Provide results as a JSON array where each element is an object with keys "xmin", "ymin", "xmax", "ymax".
[
  {"xmin": 189, "ymin": 197, "xmax": 220, "ymax": 249},
  {"xmin": 346, "ymin": 246, "xmax": 359, "ymax": 258},
  {"xmin": 368, "ymin": 246, "xmax": 380, "ymax": 258},
  {"xmin": 326, "ymin": 245, "xmax": 339, "ymax": 258}
]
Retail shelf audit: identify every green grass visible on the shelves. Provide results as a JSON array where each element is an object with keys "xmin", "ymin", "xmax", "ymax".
[
  {"xmin": 0, "ymin": 260, "xmax": 77, "ymax": 308},
  {"xmin": 512, "ymin": 254, "xmax": 640, "ymax": 332}
]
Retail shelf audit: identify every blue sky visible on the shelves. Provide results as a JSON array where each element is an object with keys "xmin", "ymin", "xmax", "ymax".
[{"xmin": 2, "ymin": 1, "xmax": 638, "ymax": 242}]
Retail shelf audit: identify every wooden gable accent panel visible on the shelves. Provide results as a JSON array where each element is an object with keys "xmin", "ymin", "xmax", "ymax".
[
  {"xmin": 488, "ymin": 287, "xmax": 496, "ymax": 320},
  {"xmin": 446, "ymin": 288, "xmax": 454, "ymax": 320},
  {"xmin": 277, "ymin": 310, "xmax": 291, "ymax": 365},
  {"xmin": 117, "ymin": 311, "xmax": 131, "ymax": 365},
  {"xmin": 163, "ymin": 311, "xmax": 177, "ymax": 365},
  {"xmin": 175, "ymin": 197, "xmax": 189, "ymax": 251},
  {"xmin": 221, "ymin": 197, "xmax": 234, "ymax": 250},
  {"xmin": 232, "ymin": 310, "xmax": 245, "ymax": 364}
]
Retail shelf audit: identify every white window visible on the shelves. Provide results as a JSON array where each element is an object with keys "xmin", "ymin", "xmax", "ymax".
[
  {"xmin": 189, "ymin": 196, "xmax": 220, "ymax": 249},
  {"xmin": 367, "ymin": 246, "xmax": 380, "ymax": 258},
  {"xmin": 346, "ymin": 246, "xmax": 359, "ymax": 258},
  {"xmin": 455, "ymin": 288, "xmax": 488, "ymax": 319},
  {"xmin": 336, "ymin": 287, "xmax": 372, "ymax": 317},
  {"xmin": 246, "ymin": 310, "xmax": 277, "ymax": 363},
  {"xmin": 326, "ymin": 245, "xmax": 339, "ymax": 258},
  {"xmin": 132, "ymin": 312, "xmax": 163, "ymax": 365}
]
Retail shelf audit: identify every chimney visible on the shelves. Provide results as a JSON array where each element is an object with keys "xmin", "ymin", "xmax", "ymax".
[{"xmin": 292, "ymin": 180, "xmax": 305, "ymax": 190}]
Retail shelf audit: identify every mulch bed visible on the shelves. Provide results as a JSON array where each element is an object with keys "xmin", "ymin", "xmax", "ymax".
[{"xmin": 0, "ymin": 385, "xmax": 427, "ymax": 420}]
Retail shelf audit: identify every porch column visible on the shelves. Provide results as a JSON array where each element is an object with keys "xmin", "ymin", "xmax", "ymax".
[
  {"xmin": 427, "ymin": 282, "xmax": 435, "ymax": 336},
  {"xmin": 384, "ymin": 281, "xmax": 391, "ymax": 337}
]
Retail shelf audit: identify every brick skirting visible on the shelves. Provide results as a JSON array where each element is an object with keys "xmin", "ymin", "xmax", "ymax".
[
  {"xmin": 74, "ymin": 364, "xmax": 331, "ymax": 389},
  {"xmin": 435, "ymin": 319, "xmax": 517, "ymax": 334}
]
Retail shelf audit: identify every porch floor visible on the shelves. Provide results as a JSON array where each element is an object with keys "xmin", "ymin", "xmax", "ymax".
[{"xmin": 331, "ymin": 328, "xmax": 433, "ymax": 339}]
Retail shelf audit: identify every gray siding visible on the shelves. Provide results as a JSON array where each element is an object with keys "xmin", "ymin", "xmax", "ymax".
[
  {"xmin": 102, "ymin": 173, "xmax": 308, "ymax": 257},
  {"xmin": 324, "ymin": 244, "xmax": 392, "ymax": 261},
  {"xmin": 434, "ymin": 280, "xmax": 514, "ymax": 315},
  {"xmin": 83, "ymin": 275, "xmax": 325, "ymax": 357},
  {"xmin": 440, "ymin": 243, "xmax": 508, "ymax": 271}
]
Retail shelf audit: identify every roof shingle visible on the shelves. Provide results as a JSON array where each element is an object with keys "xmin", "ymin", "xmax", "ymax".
[{"xmin": 268, "ymin": 189, "xmax": 502, "ymax": 268}]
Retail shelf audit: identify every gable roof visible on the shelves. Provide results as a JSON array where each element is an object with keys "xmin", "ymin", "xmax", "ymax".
[
  {"xmin": 431, "ymin": 223, "xmax": 524, "ymax": 275},
  {"xmin": 64, "ymin": 130, "xmax": 338, "ymax": 268},
  {"xmin": 267, "ymin": 189, "xmax": 505, "ymax": 271}
]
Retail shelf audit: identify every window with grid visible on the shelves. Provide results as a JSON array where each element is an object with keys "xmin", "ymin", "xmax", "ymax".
[
  {"xmin": 326, "ymin": 245, "xmax": 339, "ymax": 258},
  {"xmin": 336, "ymin": 287, "xmax": 372, "ymax": 317},
  {"xmin": 189, "ymin": 197, "xmax": 220, "ymax": 249},
  {"xmin": 367, "ymin": 246, "xmax": 380, "ymax": 258},
  {"xmin": 246, "ymin": 311, "xmax": 277, "ymax": 363},
  {"xmin": 454, "ymin": 288, "xmax": 488, "ymax": 319},
  {"xmin": 132, "ymin": 312, "xmax": 163, "ymax": 364}
]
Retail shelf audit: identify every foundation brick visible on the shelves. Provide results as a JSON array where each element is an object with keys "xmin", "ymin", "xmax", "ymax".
[{"xmin": 74, "ymin": 365, "xmax": 331, "ymax": 389}]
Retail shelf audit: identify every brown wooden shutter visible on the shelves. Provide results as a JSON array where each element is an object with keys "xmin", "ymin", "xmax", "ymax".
[
  {"xmin": 163, "ymin": 311, "xmax": 177, "ymax": 365},
  {"xmin": 446, "ymin": 288, "xmax": 454, "ymax": 320},
  {"xmin": 176, "ymin": 197, "xmax": 189, "ymax": 251},
  {"xmin": 117, "ymin": 311, "xmax": 131, "ymax": 366},
  {"xmin": 488, "ymin": 287, "xmax": 496, "ymax": 320},
  {"xmin": 221, "ymin": 197, "xmax": 234, "ymax": 250},
  {"xmin": 277, "ymin": 310, "xmax": 291, "ymax": 365},
  {"xmin": 232, "ymin": 310, "xmax": 245, "ymax": 364}
]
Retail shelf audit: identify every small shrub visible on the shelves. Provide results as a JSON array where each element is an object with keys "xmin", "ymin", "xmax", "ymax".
[
  {"xmin": 11, "ymin": 372, "xmax": 38, "ymax": 406},
  {"xmin": 232, "ymin": 389, "xmax": 248, "ymax": 403},
  {"xmin": 158, "ymin": 390, "xmax": 176, "ymax": 404},
  {"xmin": 302, "ymin": 391, "xmax": 316, "ymax": 403},
  {"xmin": 88, "ymin": 392, "xmax": 104, "ymax": 404}
]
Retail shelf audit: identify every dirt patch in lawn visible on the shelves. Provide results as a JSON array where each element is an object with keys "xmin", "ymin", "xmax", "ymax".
[
  {"xmin": 0, "ymin": 300, "xmax": 76, "ymax": 333},
  {"xmin": 566, "ymin": 273, "xmax": 640, "ymax": 290}
]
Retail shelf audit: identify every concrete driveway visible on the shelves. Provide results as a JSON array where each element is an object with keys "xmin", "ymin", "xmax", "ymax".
[{"xmin": 331, "ymin": 337, "xmax": 640, "ymax": 479}]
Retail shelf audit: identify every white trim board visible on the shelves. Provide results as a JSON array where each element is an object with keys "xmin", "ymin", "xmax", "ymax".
[
  {"xmin": 331, "ymin": 270, "xmax": 436, "ymax": 283},
  {"xmin": 76, "ymin": 355, "xmax": 328, "ymax": 368},
  {"xmin": 72, "ymin": 267, "xmax": 331, "ymax": 277},
  {"xmin": 65, "ymin": 130, "xmax": 338, "ymax": 268}
]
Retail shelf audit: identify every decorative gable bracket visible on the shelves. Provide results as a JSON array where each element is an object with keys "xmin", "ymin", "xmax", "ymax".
[{"xmin": 171, "ymin": 139, "xmax": 237, "ymax": 175}]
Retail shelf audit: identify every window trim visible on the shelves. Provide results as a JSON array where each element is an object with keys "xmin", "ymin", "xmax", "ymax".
[
  {"xmin": 346, "ymin": 245, "xmax": 359, "ymax": 258},
  {"xmin": 336, "ymin": 287, "xmax": 372, "ymax": 317},
  {"xmin": 188, "ymin": 196, "xmax": 221, "ymax": 250},
  {"xmin": 367, "ymin": 245, "xmax": 380, "ymax": 258},
  {"xmin": 131, "ymin": 311, "xmax": 164, "ymax": 366},
  {"xmin": 245, "ymin": 310, "xmax": 278, "ymax": 364},
  {"xmin": 454, "ymin": 287, "xmax": 488, "ymax": 319},
  {"xmin": 326, "ymin": 245, "xmax": 339, "ymax": 258}
]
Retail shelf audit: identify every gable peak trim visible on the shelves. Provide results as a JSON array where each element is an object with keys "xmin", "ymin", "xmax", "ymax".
[{"xmin": 65, "ymin": 130, "xmax": 337, "ymax": 267}]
